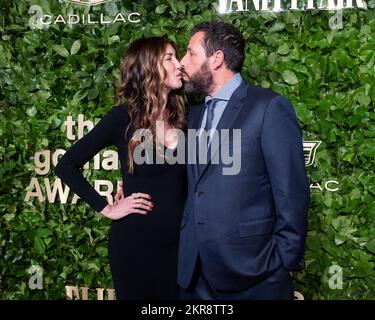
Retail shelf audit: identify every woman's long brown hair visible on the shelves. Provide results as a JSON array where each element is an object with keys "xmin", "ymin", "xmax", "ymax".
[{"xmin": 116, "ymin": 37, "xmax": 186, "ymax": 173}]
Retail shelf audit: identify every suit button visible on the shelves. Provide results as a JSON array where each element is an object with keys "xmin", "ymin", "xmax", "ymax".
[{"xmin": 195, "ymin": 191, "xmax": 204, "ymax": 197}]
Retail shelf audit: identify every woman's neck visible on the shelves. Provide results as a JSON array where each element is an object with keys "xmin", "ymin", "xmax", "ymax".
[{"xmin": 156, "ymin": 107, "xmax": 168, "ymax": 122}]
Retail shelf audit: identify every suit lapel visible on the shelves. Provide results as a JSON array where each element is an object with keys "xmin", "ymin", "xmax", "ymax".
[{"xmin": 194, "ymin": 82, "xmax": 248, "ymax": 187}]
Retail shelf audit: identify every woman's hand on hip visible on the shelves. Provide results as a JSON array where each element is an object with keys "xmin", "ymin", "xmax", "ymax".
[
  {"xmin": 114, "ymin": 181, "xmax": 124, "ymax": 206},
  {"xmin": 101, "ymin": 193, "xmax": 153, "ymax": 220}
]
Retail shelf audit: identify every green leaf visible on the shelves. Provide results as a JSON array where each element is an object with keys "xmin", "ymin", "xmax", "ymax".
[
  {"xmin": 43, "ymin": 237, "xmax": 52, "ymax": 246},
  {"xmin": 334, "ymin": 234, "xmax": 346, "ymax": 245},
  {"xmin": 88, "ymin": 88, "xmax": 99, "ymax": 100},
  {"xmin": 48, "ymin": 116, "xmax": 62, "ymax": 129},
  {"xmin": 345, "ymin": 115, "xmax": 361, "ymax": 127},
  {"xmin": 248, "ymin": 63, "xmax": 260, "ymax": 78},
  {"xmin": 26, "ymin": 106, "xmax": 37, "ymax": 117},
  {"xmin": 155, "ymin": 4, "xmax": 168, "ymax": 14},
  {"xmin": 72, "ymin": 90, "xmax": 88, "ymax": 101},
  {"xmin": 362, "ymin": 145, "xmax": 375, "ymax": 158},
  {"xmin": 359, "ymin": 50, "xmax": 373, "ymax": 62},
  {"xmin": 352, "ymin": 260, "xmax": 373, "ymax": 277},
  {"xmin": 365, "ymin": 240, "xmax": 375, "ymax": 254},
  {"xmin": 23, "ymin": 33, "xmax": 40, "ymax": 47},
  {"xmin": 52, "ymin": 45, "xmax": 69, "ymax": 58},
  {"xmin": 34, "ymin": 236, "xmax": 45, "ymax": 254},
  {"xmin": 176, "ymin": 1, "xmax": 186, "ymax": 13},
  {"xmin": 360, "ymin": 25, "xmax": 371, "ymax": 35},
  {"xmin": 282, "ymin": 70, "xmax": 298, "ymax": 85},
  {"xmin": 323, "ymin": 194, "xmax": 333, "ymax": 207},
  {"xmin": 269, "ymin": 22, "xmax": 285, "ymax": 33},
  {"xmin": 39, "ymin": 138, "xmax": 48, "ymax": 147},
  {"xmin": 70, "ymin": 40, "xmax": 81, "ymax": 55},
  {"xmin": 151, "ymin": 28, "xmax": 163, "ymax": 36},
  {"xmin": 350, "ymin": 188, "xmax": 361, "ymax": 200},
  {"xmin": 277, "ymin": 43, "xmax": 290, "ymax": 55},
  {"xmin": 87, "ymin": 262, "xmax": 100, "ymax": 272},
  {"xmin": 36, "ymin": 228, "xmax": 52, "ymax": 238},
  {"xmin": 3, "ymin": 213, "xmax": 15, "ymax": 222},
  {"xmin": 342, "ymin": 152, "xmax": 355, "ymax": 162},
  {"xmin": 167, "ymin": 0, "xmax": 178, "ymax": 13}
]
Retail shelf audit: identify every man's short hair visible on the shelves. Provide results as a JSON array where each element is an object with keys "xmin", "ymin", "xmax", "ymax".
[{"xmin": 192, "ymin": 21, "xmax": 245, "ymax": 73}]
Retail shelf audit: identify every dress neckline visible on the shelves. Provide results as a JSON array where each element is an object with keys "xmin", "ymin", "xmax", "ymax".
[
  {"xmin": 162, "ymin": 143, "xmax": 178, "ymax": 151},
  {"xmin": 157, "ymin": 140, "xmax": 178, "ymax": 151}
]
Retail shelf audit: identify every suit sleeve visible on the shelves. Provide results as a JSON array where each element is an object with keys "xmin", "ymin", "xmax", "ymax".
[
  {"xmin": 260, "ymin": 95, "xmax": 310, "ymax": 271},
  {"xmin": 55, "ymin": 107, "xmax": 125, "ymax": 213}
]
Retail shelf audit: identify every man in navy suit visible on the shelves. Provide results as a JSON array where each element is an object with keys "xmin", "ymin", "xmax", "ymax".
[{"xmin": 178, "ymin": 21, "xmax": 310, "ymax": 300}]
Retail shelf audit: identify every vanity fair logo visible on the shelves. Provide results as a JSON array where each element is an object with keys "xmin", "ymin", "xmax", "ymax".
[
  {"xmin": 217, "ymin": 0, "xmax": 368, "ymax": 28},
  {"xmin": 217, "ymin": 0, "xmax": 367, "ymax": 13},
  {"xmin": 29, "ymin": 0, "xmax": 141, "ymax": 29}
]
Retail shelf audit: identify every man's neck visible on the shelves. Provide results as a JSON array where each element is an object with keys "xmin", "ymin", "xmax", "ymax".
[{"xmin": 208, "ymin": 71, "xmax": 236, "ymax": 96}]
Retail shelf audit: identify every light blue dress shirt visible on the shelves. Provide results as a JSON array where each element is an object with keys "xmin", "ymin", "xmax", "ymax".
[{"xmin": 199, "ymin": 73, "xmax": 243, "ymax": 145}]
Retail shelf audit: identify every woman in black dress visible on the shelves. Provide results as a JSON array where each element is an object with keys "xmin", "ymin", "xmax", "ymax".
[{"xmin": 55, "ymin": 37, "xmax": 187, "ymax": 300}]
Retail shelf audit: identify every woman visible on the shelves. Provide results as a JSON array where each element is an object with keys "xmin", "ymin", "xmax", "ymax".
[{"xmin": 55, "ymin": 37, "xmax": 187, "ymax": 300}]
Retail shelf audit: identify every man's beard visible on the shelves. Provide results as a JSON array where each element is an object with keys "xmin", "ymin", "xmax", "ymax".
[{"xmin": 183, "ymin": 61, "xmax": 213, "ymax": 96}]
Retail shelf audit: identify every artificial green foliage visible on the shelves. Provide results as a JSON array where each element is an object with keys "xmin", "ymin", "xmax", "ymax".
[{"xmin": 0, "ymin": 0, "xmax": 374, "ymax": 299}]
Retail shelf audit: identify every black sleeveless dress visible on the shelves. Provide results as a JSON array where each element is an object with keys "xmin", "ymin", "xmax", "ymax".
[{"xmin": 55, "ymin": 104, "xmax": 187, "ymax": 299}]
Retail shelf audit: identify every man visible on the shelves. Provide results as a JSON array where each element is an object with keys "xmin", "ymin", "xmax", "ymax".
[{"xmin": 178, "ymin": 21, "xmax": 310, "ymax": 300}]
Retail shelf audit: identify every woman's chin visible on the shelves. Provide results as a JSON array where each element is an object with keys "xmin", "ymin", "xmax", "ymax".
[{"xmin": 169, "ymin": 81, "xmax": 183, "ymax": 91}]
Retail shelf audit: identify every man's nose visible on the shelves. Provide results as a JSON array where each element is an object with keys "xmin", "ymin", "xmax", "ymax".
[{"xmin": 180, "ymin": 54, "xmax": 187, "ymax": 68}]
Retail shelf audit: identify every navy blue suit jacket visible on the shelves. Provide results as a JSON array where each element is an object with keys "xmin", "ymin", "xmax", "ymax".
[{"xmin": 177, "ymin": 81, "xmax": 309, "ymax": 293}]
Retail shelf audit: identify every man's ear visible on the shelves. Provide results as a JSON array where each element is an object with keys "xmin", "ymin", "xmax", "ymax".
[{"xmin": 211, "ymin": 50, "xmax": 225, "ymax": 70}]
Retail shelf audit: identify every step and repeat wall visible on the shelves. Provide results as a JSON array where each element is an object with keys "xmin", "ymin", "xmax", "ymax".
[{"xmin": 1, "ymin": 0, "xmax": 374, "ymax": 299}]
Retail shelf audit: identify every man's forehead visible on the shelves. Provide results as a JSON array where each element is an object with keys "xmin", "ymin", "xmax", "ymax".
[{"xmin": 188, "ymin": 31, "xmax": 205, "ymax": 49}]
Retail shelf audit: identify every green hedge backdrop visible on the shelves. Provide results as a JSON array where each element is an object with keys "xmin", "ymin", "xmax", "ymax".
[{"xmin": 1, "ymin": 0, "xmax": 374, "ymax": 299}]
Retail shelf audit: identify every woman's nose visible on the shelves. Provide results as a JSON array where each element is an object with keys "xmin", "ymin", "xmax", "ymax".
[{"xmin": 175, "ymin": 59, "xmax": 181, "ymax": 69}]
